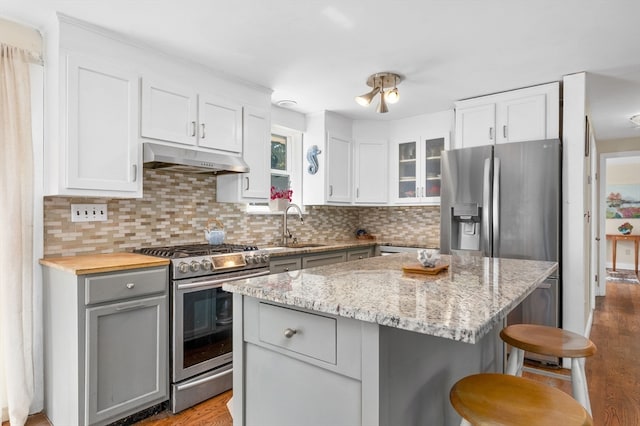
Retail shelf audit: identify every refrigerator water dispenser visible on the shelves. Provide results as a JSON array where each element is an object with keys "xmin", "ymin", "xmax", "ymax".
[{"xmin": 450, "ymin": 203, "xmax": 481, "ymax": 252}]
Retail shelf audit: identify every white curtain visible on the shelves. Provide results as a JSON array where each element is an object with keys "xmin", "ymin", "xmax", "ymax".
[{"xmin": 0, "ymin": 43, "xmax": 35, "ymax": 425}]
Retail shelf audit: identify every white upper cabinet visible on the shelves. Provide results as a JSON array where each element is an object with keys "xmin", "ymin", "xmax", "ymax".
[
  {"xmin": 141, "ymin": 79, "xmax": 243, "ymax": 153},
  {"xmin": 454, "ymin": 103, "xmax": 496, "ymax": 148},
  {"xmin": 326, "ymin": 134, "xmax": 352, "ymax": 203},
  {"xmin": 140, "ymin": 79, "xmax": 198, "ymax": 145},
  {"xmin": 390, "ymin": 135, "xmax": 447, "ymax": 205},
  {"xmin": 46, "ymin": 16, "xmax": 271, "ymax": 198},
  {"xmin": 217, "ymin": 105, "xmax": 271, "ymax": 202},
  {"xmin": 454, "ymin": 82, "xmax": 560, "ymax": 149},
  {"xmin": 353, "ymin": 139, "xmax": 388, "ymax": 204},
  {"xmin": 198, "ymin": 94, "xmax": 243, "ymax": 153},
  {"xmin": 303, "ymin": 111, "xmax": 353, "ymax": 205},
  {"xmin": 64, "ymin": 52, "xmax": 141, "ymax": 196}
]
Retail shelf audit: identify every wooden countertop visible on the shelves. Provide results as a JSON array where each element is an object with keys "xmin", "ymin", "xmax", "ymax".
[{"xmin": 39, "ymin": 252, "xmax": 170, "ymax": 275}]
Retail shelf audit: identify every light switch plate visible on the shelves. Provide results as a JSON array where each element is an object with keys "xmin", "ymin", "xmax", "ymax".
[{"xmin": 71, "ymin": 204, "xmax": 108, "ymax": 222}]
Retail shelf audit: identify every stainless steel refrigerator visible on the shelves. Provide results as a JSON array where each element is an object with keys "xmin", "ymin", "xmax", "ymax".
[{"xmin": 440, "ymin": 139, "xmax": 561, "ymax": 365}]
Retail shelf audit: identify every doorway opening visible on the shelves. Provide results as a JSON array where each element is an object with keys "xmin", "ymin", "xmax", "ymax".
[{"xmin": 598, "ymin": 152, "xmax": 640, "ymax": 296}]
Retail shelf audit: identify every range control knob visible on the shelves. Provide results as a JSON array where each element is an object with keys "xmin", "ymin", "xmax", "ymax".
[
  {"xmin": 178, "ymin": 262, "xmax": 189, "ymax": 274},
  {"xmin": 260, "ymin": 253, "xmax": 270, "ymax": 263},
  {"xmin": 190, "ymin": 261, "xmax": 201, "ymax": 272},
  {"xmin": 249, "ymin": 255, "xmax": 259, "ymax": 264},
  {"xmin": 201, "ymin": 259, "xmax": 212, "ymax": 270}
]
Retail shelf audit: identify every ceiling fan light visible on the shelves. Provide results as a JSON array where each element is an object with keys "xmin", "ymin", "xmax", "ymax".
[
  {"xmin": 355, "ymin": 87, "xmax": 380, "ymax": 107},
  {"xmin": 630, "ymin": 114, "xmax": 640, "ymax": 126},
  {"xmin": 385, "ymin": 88, "xmax": 400, "ymax": 104}
]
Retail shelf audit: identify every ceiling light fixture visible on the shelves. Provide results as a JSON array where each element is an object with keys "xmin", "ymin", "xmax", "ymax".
[
  {"xmin": 630, "ymin": 114, "xmax": 640, "ymax": 126},
  {"xmin": 355, "ymin": 72, "xmax": 403, "ymax": 113},
  {"xmin": 276, "ymin": 99, "xmax": 298, "ymax": 108}
]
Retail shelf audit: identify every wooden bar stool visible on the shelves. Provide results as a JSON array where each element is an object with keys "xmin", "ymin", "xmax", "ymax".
[
  {"xmin": 450, "ymin": 373, "xmax": 593, "ymax": 426},
  {"xmin": 500, "ymin": 324, "xmax": 597, "ymax": 414}
]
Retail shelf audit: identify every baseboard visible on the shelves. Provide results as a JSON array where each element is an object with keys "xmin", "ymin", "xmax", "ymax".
[
  {"xmin": 606, "ymin": 261, "xmax": 636, "ymax": 271},
  {"xmin": 584, "ymin": 309, "xmax": 594, "ymax": 339}
]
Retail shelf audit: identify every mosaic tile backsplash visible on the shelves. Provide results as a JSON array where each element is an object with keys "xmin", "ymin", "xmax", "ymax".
[{"xmin": 43, "ymin": 169, "xmax": 441, "ymax": 257}]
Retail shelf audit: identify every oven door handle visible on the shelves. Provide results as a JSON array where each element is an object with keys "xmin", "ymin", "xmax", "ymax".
[{"xmin": 177, "ymin": 270, "xmax": 270, "ymax": 290}]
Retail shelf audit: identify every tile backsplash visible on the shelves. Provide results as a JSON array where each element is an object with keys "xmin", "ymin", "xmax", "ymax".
[{"xmin": 43, "ymin": 168, "xmax": 441, "ymax": 257}]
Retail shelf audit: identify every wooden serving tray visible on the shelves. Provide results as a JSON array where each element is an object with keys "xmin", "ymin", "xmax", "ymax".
[{"xmin": 402, "ymin": 262, "xmax": 449, "ymax": 275}]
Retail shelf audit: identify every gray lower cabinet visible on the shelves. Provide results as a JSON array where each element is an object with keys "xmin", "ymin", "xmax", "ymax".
[
  {"xmin": 241, "ymin": 298, "xmax": 362, "ymax": 426},
  {"xmin": 43, "ymin": 265, "xmax": 169, "ymax": 426},
  {"xmin": 270, "ymin": 246, "xmax": 376, "ymax": 274}
]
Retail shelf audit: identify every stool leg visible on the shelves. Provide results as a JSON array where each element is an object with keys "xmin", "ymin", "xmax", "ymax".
[
  {"xmin": 505, "ymin": 347, "xmax": 524, "ymax": 376},
  {"xmin": 571, "ymin": 357, "xmax": 592, "ymax": 415}
]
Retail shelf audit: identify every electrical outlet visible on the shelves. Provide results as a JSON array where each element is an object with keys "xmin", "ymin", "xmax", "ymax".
[{"xmin": 71, "ymin": 204, "xmax": 108, "ymax": 222}]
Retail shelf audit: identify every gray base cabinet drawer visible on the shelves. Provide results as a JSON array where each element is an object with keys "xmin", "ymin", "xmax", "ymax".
[
  {"xmin": 85, "ymin": 266, "xmax": 167, "ymax": 305},
  {"xmin": 347, "ymin": 247, "xmax": 374, "ymax": 261},
  {"xmin": 302, "ymin": 251, "xmax": 347, "ymax": 269},
  {"xmin": 270, "ymin": 257, "xmax": 301, "ymax": 274},
  {"xmin": 258, "ymin": 302, "xmax": 337, "ymax": 364}
]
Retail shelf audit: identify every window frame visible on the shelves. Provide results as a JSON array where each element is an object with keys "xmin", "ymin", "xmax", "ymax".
[{"xmin": 246, "ymin": 125, "xmax": 303, "ymax": 214}]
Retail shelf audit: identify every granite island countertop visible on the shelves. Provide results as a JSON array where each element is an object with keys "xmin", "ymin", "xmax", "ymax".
[{"xmin": 223, "ymin": 253, "xmax": 557, "ymax": 344}]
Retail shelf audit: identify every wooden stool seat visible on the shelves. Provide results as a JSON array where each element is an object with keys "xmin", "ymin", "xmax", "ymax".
[
  {"xmin": 450, "ymin": 373, "xmax": 593, "ymax": 426},
  {"xmin": 500, "ymin": 324, "xmax": 597, "ymax": 358},
  {"xmin": 500, "ymin": 324, "xmax": 597, "ymax": 415}
]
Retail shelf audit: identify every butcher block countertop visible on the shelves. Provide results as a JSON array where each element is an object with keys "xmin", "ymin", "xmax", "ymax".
[{"xmin": 39, "ymin": 252, "xmax": 170, "ymax": 275}]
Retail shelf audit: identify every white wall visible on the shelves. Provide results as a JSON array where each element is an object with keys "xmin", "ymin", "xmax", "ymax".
[{"xmin": 562, "ymin": 73, "xmax": 591, "ymax": 344}]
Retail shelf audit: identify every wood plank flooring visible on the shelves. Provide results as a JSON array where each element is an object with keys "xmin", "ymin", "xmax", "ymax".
[{"xmin": 7, "ymin": 278, "xmax": 639, "ymax": 426}]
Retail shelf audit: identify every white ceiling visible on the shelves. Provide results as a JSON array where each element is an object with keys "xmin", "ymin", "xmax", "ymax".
[{"xmin": 3, "ymin": 0, "xmax": 640, "ymax": 141}]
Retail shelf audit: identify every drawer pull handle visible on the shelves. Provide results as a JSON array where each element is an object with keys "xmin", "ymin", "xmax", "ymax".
[
  {"xmin": 284, "ymin": 267, "xmax": 289, "ymax": 272},
  {"xmin": 284, "ymin": 328, "xmax": 297, "ymax": 338},
  {"xmin": 126, "ymin": 283, "xmax": 135, "ymax": 289}
]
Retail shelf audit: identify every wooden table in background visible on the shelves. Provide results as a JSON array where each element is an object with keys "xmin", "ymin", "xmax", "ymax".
[{"xmin": 607, "ymin": 234, "xmax": 640, "ymax": 273}]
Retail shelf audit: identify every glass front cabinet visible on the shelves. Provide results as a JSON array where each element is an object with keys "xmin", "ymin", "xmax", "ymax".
[{"xmin": 391, "ymin": 135, "xmax": 448, "ymax": 204}]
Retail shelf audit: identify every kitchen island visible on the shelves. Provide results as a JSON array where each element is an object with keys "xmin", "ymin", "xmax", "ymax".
[{"xmin": 223, "ymin": 253, "xmax": 557, "ymax": 426}]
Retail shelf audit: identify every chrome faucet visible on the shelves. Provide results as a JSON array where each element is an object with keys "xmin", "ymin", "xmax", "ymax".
[{"xmin": 283, "ymin": 203, "xmax": 304, "ymax": 246}]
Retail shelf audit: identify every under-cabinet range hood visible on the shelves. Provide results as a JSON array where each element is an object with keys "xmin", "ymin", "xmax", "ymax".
[{"xmin": 143, "ymin": 142, "xmax": 249, "ymax": 174}]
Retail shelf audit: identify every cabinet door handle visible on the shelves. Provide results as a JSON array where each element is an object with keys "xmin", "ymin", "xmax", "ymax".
[
  {"xmin": 489, "ymin": 127, "xmax": 494, "ymax": 140},
  {"xmin": 126, "ymin": 282, "xmax": 135, "ymax": 289},
  {"xmin": 503, "ymin": 125, "xmax": 507, "ymax": 139},
  {"xmin": 245, "ymin": 177, "xmax": 250, "ymax": 190},
  {"xmin": 191, "ymin": 121, "xmax": 196, "ymax": 137},
  {"xmin": 356, "ymin": 188, "xmax": 359, "ymax": 198},
  {"xmin": 329, "ymin": 185, "xmax": 333, "ymax": 196},
  {"xmin": 284, "ymin": 328, "xmax": 297, "ymax": 338},
  {"xmin": 131, "ymin": 164, "xmax": 137, "ymax": 182},
  {"xmin": 201, "ymin": 123, "xmax": 206, "ymax": 139}
]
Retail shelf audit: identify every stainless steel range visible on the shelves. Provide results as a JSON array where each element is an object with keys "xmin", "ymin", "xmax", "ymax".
[{"xmin": 135, "ymin": 243, "xmax": 270, "ymax": 413}]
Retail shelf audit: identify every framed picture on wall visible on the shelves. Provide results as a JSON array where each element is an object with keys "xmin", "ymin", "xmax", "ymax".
[{"xmin": 606, "ymin": 184, "xmax": 640, "ymax": 218}]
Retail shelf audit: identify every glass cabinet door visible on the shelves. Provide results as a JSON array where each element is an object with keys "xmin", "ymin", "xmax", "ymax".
[
  {"xmin": 398, "ymin": 141, "xmax": 417, "ymax": 199},
  {"xmin": 423, "ymin": 137, "xmax": 444, "ymax": 198}
]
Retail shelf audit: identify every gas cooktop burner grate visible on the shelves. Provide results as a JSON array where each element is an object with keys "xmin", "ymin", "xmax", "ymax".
[{"xmin": 135, "ymin": 243, "xmax": 259, "ymax": 259}]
